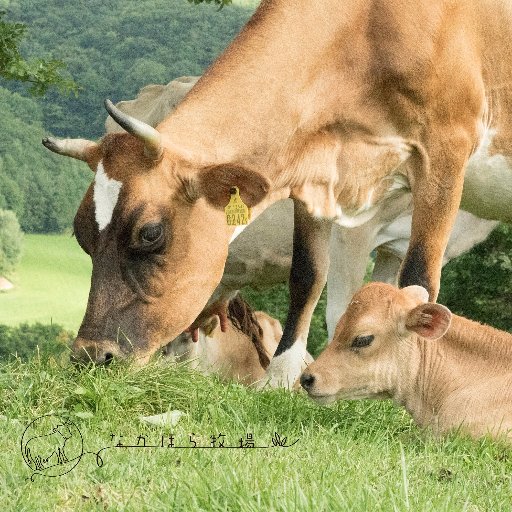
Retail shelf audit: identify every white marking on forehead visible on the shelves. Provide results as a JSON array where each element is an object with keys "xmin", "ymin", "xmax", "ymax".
[{"xmin": 93, "ymin": 161, "xmax": 122, "ymax": 231}]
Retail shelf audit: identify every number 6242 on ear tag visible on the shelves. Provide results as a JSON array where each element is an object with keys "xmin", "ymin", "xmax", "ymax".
[{"xmin": 225, "ymin": 186, "xmax": 251, "ymax": 226}]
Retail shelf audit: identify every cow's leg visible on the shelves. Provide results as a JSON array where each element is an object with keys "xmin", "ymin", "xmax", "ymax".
[
  {"xmin": 372, "ymin": 249, "xmax": 401, "ymax": 285},
  {"xmin": 399, "ymin": 132, "xmax": 473, "ymax": 300},
  {"xmin": 325, "ymin": 224, "xmax": 374, "ymax": 339},
  {"xmin": 264, "ymin": 200, "xmax": 331, "ymax": 388}
]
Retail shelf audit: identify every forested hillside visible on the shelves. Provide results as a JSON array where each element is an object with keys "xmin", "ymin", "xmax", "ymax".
[
  {"xmin": 3, "ymin": 0, "xmax": 255, "ymax": 139},
  {"xmin": 0, "ymin": 0, "xmax": 255, "ymax": 232},
  {"xmin": 0, "ymin": 87, "xmax": 90, "ymax": 232}
]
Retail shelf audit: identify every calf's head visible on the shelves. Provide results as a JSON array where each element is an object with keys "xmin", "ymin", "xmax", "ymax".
[
  {"xmin": 44, "ymin": 101, "xmax": 269, "ymax": 364},
  {"xmin": 300, "ymin": 283, "xmax": 451, "ymax": 403}
]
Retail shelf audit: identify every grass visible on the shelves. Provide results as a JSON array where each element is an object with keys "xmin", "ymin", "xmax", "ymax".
[
  {"xmin": 1, "ymin": 358, "xmax": 511, "ymax": 511},
  {"xmin": 0, "ymin": 234, "xmax": 91, "ymax": 331},
  {"xmin": 0, "ymin": 233, "xmax": 511, "ymax": 510}
]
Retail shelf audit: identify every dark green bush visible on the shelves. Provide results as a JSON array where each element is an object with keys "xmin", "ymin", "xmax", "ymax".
[
  {"xmin": 439, "ymin": 223, "xmax": 512, "ymax": 332},
  {"xmin": 0, "ymin": 323, "xmax": 73, "ymax": 361}
]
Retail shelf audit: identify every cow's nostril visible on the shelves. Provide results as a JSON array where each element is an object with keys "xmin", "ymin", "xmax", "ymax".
[
  {"xmin": 104, "ymin": 352, "xmax": 114, "ymax": 365},
  {"xmin": 300, "ymin": 372, "xmax": 316, "ymax": 391}
]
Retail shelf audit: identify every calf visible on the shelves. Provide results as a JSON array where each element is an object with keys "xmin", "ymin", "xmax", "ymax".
[
  {"xmin": 163, "ymin": 295, "xmax": 285, "ymax": 385},
  {"xmin": 301, "ymin": 283, "xmax": 512, "ymax": 441}
]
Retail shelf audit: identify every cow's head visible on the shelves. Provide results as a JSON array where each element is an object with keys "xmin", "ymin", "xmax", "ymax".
[
  {"xmin": 44, "ymin": 101, "xmax": 269, "ymax": 364},
  {"xmin": 300, "ymin": 283, "xmax": 451, "ymax": 403}
]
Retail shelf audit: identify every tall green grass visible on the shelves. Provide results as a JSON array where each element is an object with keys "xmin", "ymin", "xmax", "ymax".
[{"xmin": 1, "ymin": 358, "xmax": 510, "ymax": 511}]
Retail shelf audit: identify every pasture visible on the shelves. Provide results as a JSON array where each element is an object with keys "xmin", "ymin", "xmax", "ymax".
[
  {"xmin": 0, "ymin": 235, "xmax": 511, "ymax": 510},
  {"xmin": 1, "ymin": 1, "xmax": 512, "ymax": 509},
  {"xmin": 0, "ymin": 234, "xmax": 91, "ymax": 331},
  {"xmin": 1, "ymin": 357, "xmax": 511, "ymax": 510}
]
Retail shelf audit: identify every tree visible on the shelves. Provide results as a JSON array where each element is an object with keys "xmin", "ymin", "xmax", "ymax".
[
  {"xmin": 0, "ymin": 209, "xmax": 23, "ymax": 276},
  {"xmin": 0, "ymin": 10, "xmax": 77, "ymax": 95}
]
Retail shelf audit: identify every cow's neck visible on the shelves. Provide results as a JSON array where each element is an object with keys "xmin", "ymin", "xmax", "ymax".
[
  {"xmin": 159, "ymin": 1, "xmax": 370, "ymax": 198},
  {"xmin": 397, "ymin": 317, "xmax": 512, "ymax": 429}
]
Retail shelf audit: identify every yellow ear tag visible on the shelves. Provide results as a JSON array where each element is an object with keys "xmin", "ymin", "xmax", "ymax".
[{"xmin": 225, "ymin": 186, "xmax": 251, "ymax": 226}]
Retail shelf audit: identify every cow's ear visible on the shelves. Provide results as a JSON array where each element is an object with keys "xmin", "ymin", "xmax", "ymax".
[
  {"xmin": 195, "ymin": 165, "xmax": 270, "ymax": 209},
  {"xmin": 405, "ymin": 303, "xmax": 452, "ymax": 340}
]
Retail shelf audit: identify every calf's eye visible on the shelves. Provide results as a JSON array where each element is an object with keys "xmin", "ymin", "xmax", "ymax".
[
  {"xmin": 140, "ymin": 223, "xmax": 163, "ymax": 246},
  {"xmin": 351, "ymin": 334, "xmax": 374, "ymax": 349}
]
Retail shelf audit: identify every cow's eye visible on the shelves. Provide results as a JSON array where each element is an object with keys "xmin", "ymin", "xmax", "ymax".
[
  {"xmin": 351, "ymin": 335, "xmax": 374, "ymax": 349},
  {"xmin": 140, "ymin": 223, "xmax": 163, "ymax": 246}
]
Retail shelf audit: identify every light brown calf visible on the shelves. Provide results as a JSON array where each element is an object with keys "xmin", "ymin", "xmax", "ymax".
[
  {"xmin": 301, "ymin": 283, "xmax": 512, "ymax": 441},
  {"xmin": 163, "ymin": 295, "xmax": 284, "ymax": 385}
]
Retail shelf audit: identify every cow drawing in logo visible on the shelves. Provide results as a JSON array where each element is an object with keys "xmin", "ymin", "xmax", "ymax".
[{"xmin": 21, "ymin": 414, "xmax": 83, "ymax": 478}]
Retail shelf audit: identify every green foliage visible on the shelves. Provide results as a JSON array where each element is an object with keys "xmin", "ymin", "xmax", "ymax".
[
  {"xmin": 0, "ymin": 10, "xmax": 77, "ymax": 95},
  {"xmin": 0, "ymin": 86, "xmax": 91, "ymax": 232},
  {"xmin": 0, "ymin": 208, "xmax": 22, "ymax": 275},
  {"xmin": 4, "ymin": 0, "xmax": 254, "ymax": 139},
  {"xmin": 439, "ymin": 223, "xmax": 512, "ymax": 332},
  {"xmin": 0, "ymin": 0, "xmax": 255, "ymax": 233},
  {"xmin": 0, "ymin": 322, "xmax": 72, "ymax": 360}
]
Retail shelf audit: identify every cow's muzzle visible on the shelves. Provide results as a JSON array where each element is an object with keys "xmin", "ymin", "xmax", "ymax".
[{"xmin": 70, "ymin": 337, "xmax": 123, "ymax": 365}]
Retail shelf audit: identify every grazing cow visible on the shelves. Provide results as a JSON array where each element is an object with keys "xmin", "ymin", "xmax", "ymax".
[
  {"xmin": 301, "ymin": 283, "xmax": 512, "ymax": 442},
  {"xmin": 105, "ymin": 76, "xmax": 199, "ymax": 135},
  {"xmin": 43, "ymin": 1, "xmax": 512, "ymax": 388},
  {"xmin": 162, "ymin": 294, "xmax": 283, "ymax": 384},
  {"xmin": 106, "ymin": 77, "xmax": 503, "ymax": 339}
]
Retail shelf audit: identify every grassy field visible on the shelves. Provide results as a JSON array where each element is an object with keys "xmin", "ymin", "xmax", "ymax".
[
  {"xmin": 233, "ymin": 0, "xmax": 260, "ymax": 6},
  {"xmin": 1, "ymin": 358, "xmax": 511, "ymax": 511},
  {"xmin": 0, "ymin": 234, "xmax": 91, "ymax": 331},
  {"xmin": 0, "ymin": 234, "xmax": 511, "ymax": 510}
]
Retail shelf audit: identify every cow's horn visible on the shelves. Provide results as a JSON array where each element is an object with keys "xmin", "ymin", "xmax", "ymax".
[
  {"xmin": 104, "ymin": 99, "xmax": 163, "ymax": 161},
  {"xmin": 42, "ymin": 137, "xmax": 98, "ymax": 162}
]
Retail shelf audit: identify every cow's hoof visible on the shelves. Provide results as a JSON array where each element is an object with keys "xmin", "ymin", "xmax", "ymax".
[{"xmin": 260, "ymin": 345, "xmax": 309, "ymax": 390}]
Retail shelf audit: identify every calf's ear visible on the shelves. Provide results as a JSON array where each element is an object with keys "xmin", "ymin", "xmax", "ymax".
[
  {"xmin": 402, "ymin": 285, "xmax": 429, "ymax": 303},
  {"xmin": 194, "ymin": 165, "xmax": 270, "ymax": 208},
  {"xmin": 405, "ymin": 303, "xmax": 452, "ymax": 340}
]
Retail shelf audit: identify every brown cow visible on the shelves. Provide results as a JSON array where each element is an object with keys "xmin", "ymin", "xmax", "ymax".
[
  {"xmin": 43, "ymin": 1, "xmax": 512, "ymax": 387},
  {"xmin": 105, "ymin": 77, "xmax": 502, "ymax": 341},
  {"xmin": 301, "ymin": 283, "xmax": 512, "ymax": 442}
]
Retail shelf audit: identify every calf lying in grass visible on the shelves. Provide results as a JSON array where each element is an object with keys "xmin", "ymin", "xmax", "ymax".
[
  {"xmin": 301, "ymin": 283, "xmax": 512, "ymax": 442},
  {"xmin": 163, "ymin": 295, "xmax": 284, "ymax": 384}
]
